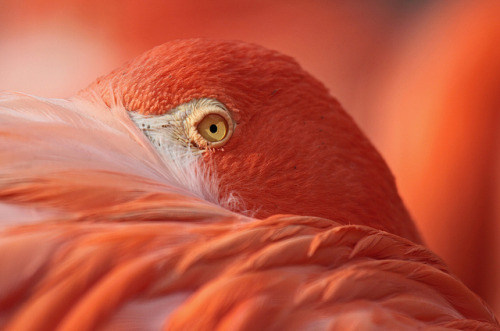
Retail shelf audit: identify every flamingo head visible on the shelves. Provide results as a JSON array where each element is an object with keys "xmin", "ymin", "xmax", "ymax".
[{"xmin": 81, "ymin": 39, "xmax": 420, "ymax": 242}]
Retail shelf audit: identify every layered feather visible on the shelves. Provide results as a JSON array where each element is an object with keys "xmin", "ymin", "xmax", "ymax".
[{"xmin": 0, "ymin": 92, "xmax": 498, "ymax": 330}]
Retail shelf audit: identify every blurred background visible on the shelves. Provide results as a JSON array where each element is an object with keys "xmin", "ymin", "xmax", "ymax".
[{"xmin": 1, "ymin": 0, "xmax": 499, "ymax": 317}]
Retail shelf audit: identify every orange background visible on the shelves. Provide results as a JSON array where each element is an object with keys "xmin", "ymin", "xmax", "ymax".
[{"xmin": 1, "ymin": 0, "xmax": 499, "ymax": 316}]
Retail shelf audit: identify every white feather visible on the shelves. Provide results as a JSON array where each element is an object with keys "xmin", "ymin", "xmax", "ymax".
[{"xmin": 0, "ymin": 92, "xmax": 240, "ymax": 223}]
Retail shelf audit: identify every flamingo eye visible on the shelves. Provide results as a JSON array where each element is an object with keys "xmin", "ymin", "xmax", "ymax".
[
  {"xmin": 197, "ymin": 114, "xmax": 228, "ymax": 142},
  {"xmin": 185, "ymin": 99, "xmax": 234, "ymax": 149}
]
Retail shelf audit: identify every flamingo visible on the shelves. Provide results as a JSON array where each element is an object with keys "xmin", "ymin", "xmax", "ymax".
[{"xmin": 0, "ymin": 39, "xmax": 498, "ymax": 330}]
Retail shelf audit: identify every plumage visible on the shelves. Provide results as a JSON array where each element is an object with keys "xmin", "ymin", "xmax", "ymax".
[{"xmin": 0, "ymin": 39, "xmax": 498, "ymax": 330}]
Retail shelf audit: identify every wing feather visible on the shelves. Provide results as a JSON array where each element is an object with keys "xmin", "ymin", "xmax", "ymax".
[{"xmin": 0, "ymin": 93, "xmax": 498, "ymax": 330}]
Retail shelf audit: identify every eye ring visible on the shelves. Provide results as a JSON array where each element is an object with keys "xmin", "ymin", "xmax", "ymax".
[{"xmin": 186, "ymin": 101, "xmax": 234, "ymax": 149}]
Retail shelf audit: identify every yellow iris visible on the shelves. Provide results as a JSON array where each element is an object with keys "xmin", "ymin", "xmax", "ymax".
[{"xmin": 197, "ymin": 114, "xmax": 228, "ymax": 142}]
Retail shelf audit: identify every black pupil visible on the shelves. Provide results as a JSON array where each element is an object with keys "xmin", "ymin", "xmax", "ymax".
[{"xmin": 209, "ymin": 124, "xmax": 218, "ymax": 133}]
